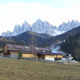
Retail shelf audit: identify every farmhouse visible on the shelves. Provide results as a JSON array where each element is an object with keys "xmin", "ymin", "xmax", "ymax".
[{"xmin": 0, "ymin": 44, "xmax": 63, "ymax": 61}]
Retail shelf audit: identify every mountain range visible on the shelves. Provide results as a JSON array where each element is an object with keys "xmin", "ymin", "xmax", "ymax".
[
  {"xmin": 0, "ymin": 25, "xmax": 80, "ymax": 48},
  {"xmin": 2, "ymin": 19, "xmax": 57, "ymax": 37},
  {"xmin": 2, "ymin": 19, "xmax": 80, "ymax": 37},
  {"xmin": 3, "ymin": 26, "xmax": 79, "ymax": 47},
  {"xmin": 44, "ymin": 26, "xmax": 80, "ymax": 47}
]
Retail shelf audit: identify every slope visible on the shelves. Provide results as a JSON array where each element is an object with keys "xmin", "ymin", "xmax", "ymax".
[
  {"xmin": 0, "ymin": 58, "xmax": 80, "ymax": 80},
  {"xmin": 44, "ymin": 26, "xmax": 80, "ymax": 46},
  {"xmin": 11, "ymin": 31, "xmax": 51, "ymax": 47}
]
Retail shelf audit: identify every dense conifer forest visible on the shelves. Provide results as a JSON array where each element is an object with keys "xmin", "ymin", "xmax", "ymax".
[{"xmin": 60, "ymin": 32, "xmax": 80, "ymax": 61}]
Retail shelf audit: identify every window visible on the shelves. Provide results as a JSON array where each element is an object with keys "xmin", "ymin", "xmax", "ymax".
[{"xmin": 55, "ymin": 58, "xmax": 62, "ymax": 60}]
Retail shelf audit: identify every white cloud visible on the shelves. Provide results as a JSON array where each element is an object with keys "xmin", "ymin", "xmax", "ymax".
[{"xmin": 0, "ymin": 2, "xmax": 80, "ymax": 35}]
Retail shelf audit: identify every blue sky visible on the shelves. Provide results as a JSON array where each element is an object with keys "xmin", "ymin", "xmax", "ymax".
[{"xmin": 0, "ymin": 0, "xmax": 80, "ymax": 34}]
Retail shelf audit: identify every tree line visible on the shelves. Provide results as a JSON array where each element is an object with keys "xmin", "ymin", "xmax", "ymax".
[{"xmin": 60, "ymin": 32, "xmax": 80, "ymax": 61}]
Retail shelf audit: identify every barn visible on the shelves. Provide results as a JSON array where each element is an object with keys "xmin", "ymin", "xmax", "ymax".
[{"xmin": 0, "ymin": 44, "xmax": 63, "ymax": 61}]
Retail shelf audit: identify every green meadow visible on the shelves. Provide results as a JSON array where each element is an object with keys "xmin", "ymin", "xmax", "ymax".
[{"xmin": 0, "ymin": 58, "xmax": 80, "ymax": 80}]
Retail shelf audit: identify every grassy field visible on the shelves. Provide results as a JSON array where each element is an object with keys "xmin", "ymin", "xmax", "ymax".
[{"xmin": 0, "ymin": 58, "xmax": 80, "ymax": 80}]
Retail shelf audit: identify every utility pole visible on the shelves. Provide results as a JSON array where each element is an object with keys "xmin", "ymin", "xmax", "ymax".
[{"xmin": 32, "ymin": 32, "xmax": 33, "ymax": 60}]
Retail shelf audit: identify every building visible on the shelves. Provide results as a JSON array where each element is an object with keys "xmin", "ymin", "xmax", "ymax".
[
  {"xmin": 37, "ymin": 52, "xmax": 63, "ymax": 61},
  {"xmin": 0, "ymin": 44, "xmax": 63, "ymax": 61}
]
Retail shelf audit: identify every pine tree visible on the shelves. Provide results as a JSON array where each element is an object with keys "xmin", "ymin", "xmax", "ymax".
[{"xmin": 18, "ymin": 50, "xmax": 22, "ymax": 59}]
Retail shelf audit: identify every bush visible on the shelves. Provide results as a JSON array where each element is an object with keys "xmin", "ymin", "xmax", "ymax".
[{"xmin": 18, "ymin": 50, "xmax": 22, "ymax": 59}]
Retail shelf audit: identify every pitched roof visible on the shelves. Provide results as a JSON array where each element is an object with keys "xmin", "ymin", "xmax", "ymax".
[
  {"xmin": 6, "ymin": 44, "xmax": 27, "ymax": 50},
  {"xmin": 6, "ymin": 44, "xmax": 51, "ymax": 52}
]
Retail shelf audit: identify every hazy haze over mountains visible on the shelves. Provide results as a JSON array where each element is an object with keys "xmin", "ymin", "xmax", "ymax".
[{"xmin": 2, "ymin": 19, "xmax": 80, "ymax": 37}]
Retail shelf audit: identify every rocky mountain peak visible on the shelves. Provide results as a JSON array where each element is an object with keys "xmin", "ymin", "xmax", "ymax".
[
  {"xmin": 58, "ymin": 20, "xmax": 80, "ymax": 31},
  {"xmin": 36, "ymin": 19, "xmax": 43, "ymax": 23},
  {"xmin": 1, "ymin": 19, "xmax": 80, "ymax": 37}
]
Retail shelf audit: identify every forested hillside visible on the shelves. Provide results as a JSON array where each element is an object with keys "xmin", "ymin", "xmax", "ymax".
[
  {"xmin": 11, "ymin": 31, "xmax": 51, "ymax": 47},
  {"xmin": 44, "ymin": 26, "xmax": 80, "ymax": 47},
  {"xmin": 60, "ymin": 32, "xmax": 80, "ymax": 61}
]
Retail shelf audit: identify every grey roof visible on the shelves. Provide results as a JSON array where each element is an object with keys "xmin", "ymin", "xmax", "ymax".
[
  {"xmin": 6, "ymin": 44, "xmax": 27, "ymax": 50},
  {"xmin": 6, "ymin": 44, "xmax": 51, "ymax": 51},
  {"xmin": 37, "ymin": 52, "xmax": 62, "ymax": 55}
]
